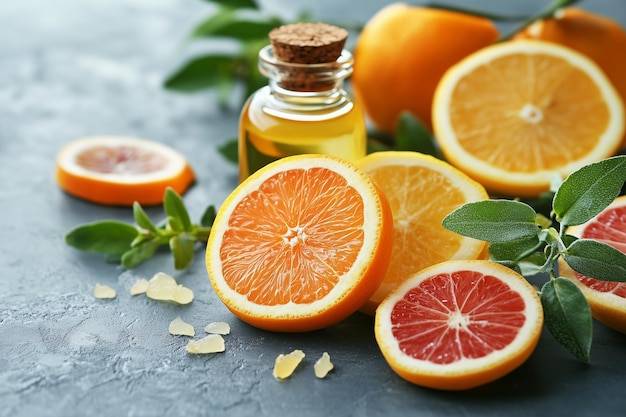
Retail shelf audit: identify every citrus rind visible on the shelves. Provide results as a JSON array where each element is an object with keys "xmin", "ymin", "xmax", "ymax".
[
  {"xmin": 433, "ymin": 40, "xmax": 625, "ymax": 197},
  {"xmin": 375, "ymin": 260, "xmax": 543, "ymax": 390},
  {"xmin": 55, "ymin": 136, "xmax": 195, "ymax": 206},
  {"xmin": 357, "ymin": 151, "xmax": 488, "ymax": 314},
  {"xmin": 559, "ymin": 195, "xmax": 626, "ymax": 333},
  {"xmin": 206, "ymin": 154, "xmax": 394, "ymax": 332}
]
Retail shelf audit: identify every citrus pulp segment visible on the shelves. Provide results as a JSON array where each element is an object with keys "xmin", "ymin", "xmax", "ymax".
[
  {"xmin": 375, "ymin": 260, "xmax": 543, "ymax": 390},
  {"xmin": 559, "ymin": 195, "xmax": 626, "ymax": 333},
  {"xmin": 357, "ymin": 151, "xmax": 488, "ymax": 314},
  {"xmin": 432, "ymin": 39, "xmax": 625, "ymax": 198},
  {"xmin": 514, "ymin": 7, "xmax": 626, "ymax": 148},
  {"xmin": 205, "ymin": 154, "xmax": 394, "ymax": 332},
  {"xmin": 55, "ymin": 136, "xmax": 195, "ymax": 206}
]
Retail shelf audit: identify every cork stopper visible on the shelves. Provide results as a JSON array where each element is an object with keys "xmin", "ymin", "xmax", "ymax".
[{"xmin": 269, "ymin": 22, "xmax": 348, "ymax": 64}]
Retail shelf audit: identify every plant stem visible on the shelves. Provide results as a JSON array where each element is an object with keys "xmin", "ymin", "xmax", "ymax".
[
  {"xmin": 499, "ymin": 0, "xmax": 583, "ymax": 41},
  {"xmin": 426, "ymin": 2, "xmax": 530, "ymax": 21}
]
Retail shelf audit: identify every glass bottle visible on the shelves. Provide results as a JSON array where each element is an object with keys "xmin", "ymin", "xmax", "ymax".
[{"xmin": 238, "ymin": 44, "xmax": 367, "ymax": 182}]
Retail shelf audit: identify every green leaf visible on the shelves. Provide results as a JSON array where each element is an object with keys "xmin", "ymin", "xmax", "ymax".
[
  {"xmin": 200, "ymin": 205, "xmax": 217, "ymax": 228},
  {"xmin": 133, "ymin": 202, "xmax": 158, "ymax": 233},
  {"xmin": 366, "ymin": 137, "xmax": 391, "ymax": 154},
  {"xmin": 553, "ymin": 156, "xmax": 626, "ymax": 226},
  {"xmin": 218, "ymin": 138, "xmax": 238, "ymax": 163},
  {"xmin": 201, "ymin": 0, "xmax": 259, "ymax": 9},
  {"xmin": 104, "ymin": 253, "xmax": 123, "ymax": 264},
  {"xmin": 164, "ymin": 54, "xmax": 239, "ymax": 93},
  {"xmin": 563, "ymin": 239, "xmax": 626, "ymax": 282},
  {"xmin": 164, "ymin": 188, "xmax": 192, "ymax": 232},
  {"xmin": 170, "ymin": 234, "xmax": 197, "ymax": 270},
  {"xmin": 488, "ymin": 235, "xmax": 542, "ymax": 262},
  {"xmin": 64, "ymin": 221, "xmax": 139, "ymax": 254},
  {"xmin": 394, "ymin": 112, "xmax": 439, "ymax": 157},
  {"xmin": 167, "ymin": 216, "xmax": 184, "ymax": 233},
  {"xmin": 493, "ymin": 260, "xmax": 523, "ymax": 275},
  {"xmin": 518, "ymin": 252, "xmax": 550, "ymax": 276},
  {"xmin": 192, "ymin": 9, "xmax": 281, "ymax": 42},
  {"xmin": 242, "ymin": 39, "xmax": 269, "ymax": 97},
  {"xmin": 541, "ymin": 278, "xmax": 592, "ymax": 362},
  {"xmin": 121, "ymin": 240, "xmax": 160, "ymax": 269},
  {"xmin": 442, "ymin": 200, "xmax": 539, "ymax": 243}
]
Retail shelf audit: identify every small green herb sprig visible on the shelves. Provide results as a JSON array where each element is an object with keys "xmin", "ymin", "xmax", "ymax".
[
  {"xmin": 442, "ymin": 156, "xmax": 626, "ymax": 362},
  {"xmin": 64, "ymin": 188, "xmax": 216, "ymax": 270}
]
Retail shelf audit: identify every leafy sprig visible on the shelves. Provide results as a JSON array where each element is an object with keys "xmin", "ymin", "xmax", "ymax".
[
  {"xmin": 64, "ymin": 188, "xmax": 216, "ymax": 270},
  {"xmin": 442, "ymin": 156, "xmax": 626, "ymax": 362},
  {"xmin": 164, "ymin": 0, "xmax": 297, "ymax": 107}
]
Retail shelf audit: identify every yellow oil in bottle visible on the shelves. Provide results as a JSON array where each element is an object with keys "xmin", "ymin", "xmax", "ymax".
[
  {"xmin": 237, "ymin": 38, "xmax": 367, "ymax": 181},
  {"xmin": 238, "ymin": 85, "xmax": 367, "ymax": 181}
]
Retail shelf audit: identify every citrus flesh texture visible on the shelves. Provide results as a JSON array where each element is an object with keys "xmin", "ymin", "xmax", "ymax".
[
  {"xmin": 559, "ymin": 195, "xmax": 626, "ymax": 333},
  {"xmin": 357, "ymin": 151, "xmax": 488, "ymax": 314},
  {"xmin": 375, "ymin": 260, "xmax": 543, "ymax": 390},
  {"xmin": 206, "ymin": 154, "xmax": 394, "ymax": 332},
  {"xmin": 55, "ymin": 136, "xmax": 195, "ymax": 206},
  {"xmin": 514, "ymin": 7, "xmax": 626, "ymax": 148},
  {"xmin": 352, "ymin": 3, "xmax": 499, "ymax": 133},
  {"xmin": 433, "ymin": 39, "xmax": 625, "ymax": 198}
]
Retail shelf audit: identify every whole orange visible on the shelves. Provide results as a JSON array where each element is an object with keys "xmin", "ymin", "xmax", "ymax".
[
  {"xmin": 351, "ymin": 3, "xmax": 499, "ymax": 133},
  {"xmin": 514, "ymin": 7, "xmax": 626, "ymax": 148}
]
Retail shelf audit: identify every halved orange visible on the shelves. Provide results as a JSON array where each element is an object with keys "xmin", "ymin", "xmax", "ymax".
[
  {"xmin": 375, "ymin": 260, "xmax": 543, "ymax": 391},
  {"xmin": 357, "ymin": 151, "xmax": 488, "ymax": 314},
  {"xmin": 351, "ymin": 3, "xmax": 499, "ymax": 133},
  {"xmin": 514, "ymin": 7, "xmax": 626, "ymax": 148},
  {"xmin": 432, "ymin": 39, "xmax": 625, "ymax": 198},
  {"xmin": 559, "ymin": 195, "xmax": 626, "ymax": 334},
  {"xmin": 205, "ymin": 154, "xmax": 394, "ymax": 332},
  {"xmin": 55, "ymin": 136, "xmax": 195, "ymax": 206}
]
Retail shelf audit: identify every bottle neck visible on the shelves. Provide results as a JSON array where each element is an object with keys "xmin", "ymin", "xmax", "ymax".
[{"xmin": 258, "ymin": 45, "xmax": 353, "ymax": 107}]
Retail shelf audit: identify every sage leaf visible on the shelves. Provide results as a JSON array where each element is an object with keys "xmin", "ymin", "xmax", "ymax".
[
  {"xmin": 164, "ymin": 188, "xmax": 192, "ymax": 232},
  {"xmin": 64, "ymin": 221, "xmax": 138, "ymax": 254},
  {"xmin": 121, "ymin": 240, "xmax": 160, "ymax": 269},
  {"xmin": 218, "ymin": 138, "xmax": 238, "ymax": 163},
  {"xmin": 553, "ymin": 155, "xmax": 626, "ymax": 226},
  {"xmin": 201, "ymin": 205, "xmax": 217, "ymax": 228},
  {"xmin": 170, "ymin": 234, "xmax": 196, "ymax": 270},
  {"xmin": 442, "ymin": 200, "xmax": 539, "ymax": 243},
  {"xmin": 164, "ymin": 54, "xmax": 238, "ymax": 93},
  {"xmin": 518, "ymin": 252, "xmax": 550, "ymax": 276},
  {"xmin": 133, "ymin": 202, "xmax": 158, "ymax": 233},
  {"xmin": 395, "ymin": 112, "xmax": 439, "ymax": 157},
  {"xmin": 488, "ymin": 235, "xmax": 542, "ymax": 262},
  {"xmin": 541, "ymin": 278, "xmax": 592, "ymax": 362},
  {"xmin": 203, "ymin": 0, "xmax": 259, "ymax": 9},
  {"xmin": 493, "ymin": 260, "xmax": 522, "ymax": 275},
  {"xmin": 563, "ymin": 239, "xmax": 626, "ymax": 282}
]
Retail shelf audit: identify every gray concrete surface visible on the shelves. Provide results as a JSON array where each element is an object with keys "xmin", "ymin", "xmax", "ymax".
[{"xmin": 1, "ymin": 0, "xmax": 626, "ymax": 416}]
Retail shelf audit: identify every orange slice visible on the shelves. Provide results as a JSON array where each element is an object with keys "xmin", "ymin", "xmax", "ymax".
[
  {"xmin": 55, "ymin": 136, "xmax": 195, "ymax": 206},
  {"xmin": 375, "ymin": 260, "xmax": 543, "ymax": 391},
  {"xmin": 513, "ymin": 7, "xmax": 626, "ymax": 148},
  {"xmin": 432, "ymin": 39, "xmax": 625, "ymax": 198},
  {"xmin": 205, "ymin": 154, "xmax": 394, "ymax": 332},
  {"xmin": 356, "ymin": 151, "xmax": 488, "ymax": 314},
  {"xmin": 559, "ymin": 195, "xmax": 626, "ymax": 333}
]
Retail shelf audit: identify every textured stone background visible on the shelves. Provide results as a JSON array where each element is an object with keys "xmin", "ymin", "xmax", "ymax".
[{"xmin": 1, "ymin": 1, "xmax": 626, "ymax": 416}]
